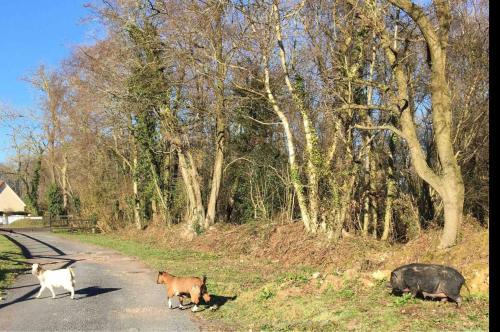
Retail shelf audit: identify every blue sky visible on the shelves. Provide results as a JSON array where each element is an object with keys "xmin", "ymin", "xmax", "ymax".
[{"xmin": 0, "ymin": 0, "xmax": 99, "ymax": 163}]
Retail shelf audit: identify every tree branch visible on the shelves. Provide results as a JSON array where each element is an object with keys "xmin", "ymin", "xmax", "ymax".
[
  {"xmin": 386, "ymin": 0, "xmax": 442, "ymax": 49},
  {"xmin": 354, "ymin": 124, "xmax": 407, "ymax": 140},
  {"xmin": 338, "ymin": 104, "xmax": 395, "ymax": 112},
  {"xmin": 240, "ymin": 114, "xmax": 282, "ymax": 126}
]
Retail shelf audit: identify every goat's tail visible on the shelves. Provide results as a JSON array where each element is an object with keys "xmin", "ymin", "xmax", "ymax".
[
  {"xmin": 200, "ymin": 275, "xmax": 211, "ymax": 304},
  {"xmin": 68, "ymin": 267, "xmax": 76, "ymax": 280},
  {"xmin": 201, "ymin": 275, "xmax": 209, "ymax": 295}
]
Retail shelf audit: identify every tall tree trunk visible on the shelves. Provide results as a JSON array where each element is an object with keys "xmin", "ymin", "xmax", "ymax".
[
  {"xmin": 272, "ymin": 0, "xmax": 319, "ymax": 232},
  {"xmin": 365, "ymin": 37, "xmax": 378, "ymax": 239},
  {"xmin": 61, "ymin": 153, "xmax": 68, "ymax": 213},
  {"xmin": 204, "ymin": 117, "xmax": 224, "ymax": 228},
  {"xmin": 386, "ymin": 0, "xmax": 465, "ymax": 249},
  {"xmin": 177, "ymin": 149, "xmax": 205, "ymax": 234},
  {"xmin": 361, "ymin": 130, "xmax": 372, "ymax": 238},
  {"xmin": 204, "ymin": 2, "xmax": 226, "ymax": 229},
  {"xmin": 362, "ymin": 192, "xmax": 370, "ymax": 237},
  {"xmin": 160, "ymin": 102, "xmax": 205, "ymax": 234},
  {"xmin": 132, "ymin": 151, "xmax": 141, "ymax": 230},
  {"xmin": 440, "ymin": 192, "xmax": 464, "ymax": 247},
  {"xmin": 150, "ymin": 162, "xmax": 170, "ymax": 225},
  {"xmin": 381, "ymin": 135, "xmax": 396, "ymax": 241},
  {"xmin": 263, "ymin": 54, "xmax": 312, "ymax": 232},
  {"xmin": 325, "ymin": 118, "xmax": 341, "ymax": 235},
  {"xmin": 43, "ymin": 77, "xmax": 58, "ymax": 185},
  {"xmin": 128, "ymin": 116, "xmax": 142, "ymax": 230},
  {"xmin": 353, "ymin": 0, "xmax": 464, "ymax": 248},
  {"xmin": 335, "ymin": 174, "xmax": 356, "ymax": 239},
  {"xmin": 47, "ymin": 125, "xmax": 56, "ymax": 184},
  {"xmin": 303, "ymin": 113, "xmax": 320, "ymax": 233},
  {"xmin": 369, "ymin": 152, "xmax": 379, "ymax": 239}
]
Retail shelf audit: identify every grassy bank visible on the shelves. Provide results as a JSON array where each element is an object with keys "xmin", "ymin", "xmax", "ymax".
[
  {"xmin": 54, "ymin": 223, "xmax": 489, "ymax": 331},
  {"xmin": 4, "ymin": 218, "xmax": 47, "ymax": 228},
  {"xmin": 0, "ymin": 234, "xmax": 28, "ymax": 297}
]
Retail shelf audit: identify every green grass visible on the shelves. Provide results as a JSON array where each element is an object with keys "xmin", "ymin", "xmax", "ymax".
[
  {"xmin": 54, "ymin": 231, "xmax": 489, "ymax": 331},
  {"xmin": 0, "ymin": 234, "xmax": 27, "ymax": 296},
  {"xmin": 5, "ymin": 218, "xmax": 47, "ymax": 228}
]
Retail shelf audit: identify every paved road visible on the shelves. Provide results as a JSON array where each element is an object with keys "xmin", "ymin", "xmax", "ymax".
[{"xmin": 0, "ymin": 231, "xmax": 201, "ymax": 331}]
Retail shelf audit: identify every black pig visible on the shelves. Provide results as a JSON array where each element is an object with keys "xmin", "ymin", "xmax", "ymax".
[{"xmin": 390, "ymin": 263, "xmax": 466, "ymax": 306}]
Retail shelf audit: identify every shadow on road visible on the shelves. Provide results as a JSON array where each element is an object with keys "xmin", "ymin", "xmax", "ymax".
[
  {"xmin": 48, "ymin": 286, "xmax": 122, "ymax": 300},
  {"xmin": 76, "ymin": 286, "xmax": 121, "ymax": 299},
  {"xmin": 2, "ymin": 233, "xmax": 34, "ymax": 258},
  {"xmin": 11, "ymin": 231, "xmax": 65, "ymax": 255},
  {"xmin": 4, "ymin": 283, "xmax": 40, "ymax": 290}
]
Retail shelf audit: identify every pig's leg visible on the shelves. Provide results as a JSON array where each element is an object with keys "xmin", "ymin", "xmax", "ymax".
[{"xmin": 447, "ymin": 294, "xmax": 462, "ymax": 307}]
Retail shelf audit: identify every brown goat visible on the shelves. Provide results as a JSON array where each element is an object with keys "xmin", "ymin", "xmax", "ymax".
[{"xmin": 156, "ymin": 271, "xmax": 211, "ymax": 312}]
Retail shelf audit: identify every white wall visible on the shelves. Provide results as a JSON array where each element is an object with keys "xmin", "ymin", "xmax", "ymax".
[{"xmin": 3, "ymin": 215, "xmax": 42, "ymax": 225}]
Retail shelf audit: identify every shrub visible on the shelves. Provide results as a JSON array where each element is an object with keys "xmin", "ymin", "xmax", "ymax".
[{"xmin": 46, "ymin": 183, "xmax": 64, "ymax": 217}]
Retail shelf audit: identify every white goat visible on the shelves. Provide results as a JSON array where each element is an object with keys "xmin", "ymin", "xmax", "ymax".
[{"xmin": 31, "ymin": 263, "xmax": 76, "ymax": 299}]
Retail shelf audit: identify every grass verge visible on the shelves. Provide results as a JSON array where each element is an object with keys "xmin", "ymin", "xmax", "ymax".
[
  {"xmin": 0, "ymin": 234, "xmax": 28, "ymax": 298},
  {"xmin": 54, "ymin": 230, "xmax": 489, "ymax": 331},
  {"xmin": 4, "ymin": 218, "xmax": 47, "ymax": 228}
]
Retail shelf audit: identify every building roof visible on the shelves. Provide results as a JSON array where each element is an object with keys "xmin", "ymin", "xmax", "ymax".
[{"xmin": 0, "ymin": 180, "xmax": 26, "ymax": 213}]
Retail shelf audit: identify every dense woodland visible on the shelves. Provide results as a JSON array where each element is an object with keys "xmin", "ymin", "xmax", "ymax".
[{"xmin": 0, "ymin": 0, "xmax": 488, "ymax": 249}]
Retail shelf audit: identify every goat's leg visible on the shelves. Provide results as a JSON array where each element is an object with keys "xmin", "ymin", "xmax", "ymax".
[
  {"xmin": 47, "ymin": 285, "xmax": 56, "ymax": 299},
  {"xmin": 168, "ymin": 297, "xmax": 173, "ymax": 309},
  {"xmin": 190, "ymin": 290, "xmax": 201, "ymax": 312},
  {"xmin": 178, "ymin": 295, "xmax": 185, "ymax": 309},
  {"xmin": 35, "ymin": 284, "xmax": 46, "ymax": 298}
]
